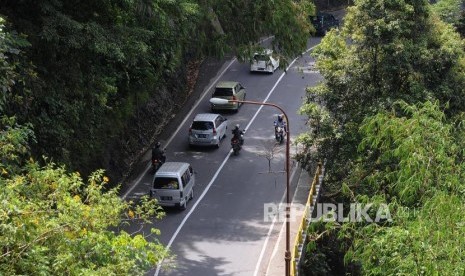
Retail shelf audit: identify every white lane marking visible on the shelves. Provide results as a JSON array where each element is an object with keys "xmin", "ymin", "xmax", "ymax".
[
  {"xmin": 266, "ymin": 220, "xmax": 286, "ymax": 275},
  {"xmin": 154, "ymin": 44, "xmax": 317, "ymax": 275},
  {"xmin": 122, "ymin": 58, "xmax": 237, "ymax": 199},
  {"xmin": 253, "ymin": 166, "xmax": 298, "ymax": 276}
]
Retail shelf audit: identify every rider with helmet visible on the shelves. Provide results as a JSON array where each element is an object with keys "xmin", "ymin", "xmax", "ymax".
[{"xmin": 274, "ymin": 114, "xmax": 287, "ymax": 132}]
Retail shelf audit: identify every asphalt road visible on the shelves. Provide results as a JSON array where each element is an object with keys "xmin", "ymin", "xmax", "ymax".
[{"xmin": 121, "ymin": 36, "xmax": 325, "ymax": 275}]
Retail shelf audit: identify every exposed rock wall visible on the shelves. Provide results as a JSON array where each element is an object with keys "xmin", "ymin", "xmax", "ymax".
[{"xmin": 103, "ymin": 61, "xmax": 189, "ymax": 186}]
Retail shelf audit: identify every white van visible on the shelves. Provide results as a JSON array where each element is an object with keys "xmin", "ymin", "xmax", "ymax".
[
  {"xmin": 150, "ymin": 162, "xmax": 195, "ymax": 210},
  {"xmin": 250, "ymin": 49, "xmax": 280, "ymax": 74}
]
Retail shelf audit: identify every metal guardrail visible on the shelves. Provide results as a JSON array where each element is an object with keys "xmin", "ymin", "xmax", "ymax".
[{"xmin": 290, "ymin": 162, "xmax": 324, "ymax": 276}]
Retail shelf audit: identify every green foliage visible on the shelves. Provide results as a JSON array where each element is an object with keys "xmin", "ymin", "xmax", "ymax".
[
  {"xmin": 298, "ymin": 0, "xmax": 465, "ymax": 273},
  {"xmin": 221, "ymin": 0, "xmax": 315, "ymax": 66},
  {"xmin": 431, "ymin": 0, "xmax": 462, "ymax": 24},
  {"xmin": 0, "ymin": 17, "xmax": 32, "ymax": 113},
  {"xmin": 347, "ymin": 194, "xmax": 465, "ymax": 275},
  {"xmin": 1, "ymin": 0, "xmax": 204, "ymax": 173},
  {"xmin": 359, "ymin": 101, "xmax": 463, "ymax": 206},
  {"xmin": 0, "ymin": 116, "xmax": 35, "ymax": 175},
  {"xmin": 304, "ymin": 101, "xmax": 465, "ymax": 274},
  {"xmin": 0, "ymin": 119, "xmax": 169, "ymax": 275},
  {"xmin": 455, "ymin": 10, "xmax": 465, "ymax": 36},
  {"xmin": 298, "ymin": 0, "xmax": 465, "ymax": 175}
]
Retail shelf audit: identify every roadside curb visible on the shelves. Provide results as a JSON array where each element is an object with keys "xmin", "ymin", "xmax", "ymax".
[{"xmin": 265, "ymin": 167, "xmax": 312, "ymax": 275}]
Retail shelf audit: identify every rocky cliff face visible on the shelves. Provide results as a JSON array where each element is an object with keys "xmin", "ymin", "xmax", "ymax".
[{"xmin": 103, "ymin": 60, "xmax": 189, "ymax": 186}]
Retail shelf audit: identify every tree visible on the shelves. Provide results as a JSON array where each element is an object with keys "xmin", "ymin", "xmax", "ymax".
[
  {"xmin": 304, "ymin": 101, "xmax": 465, "ymax": 274},
  {"xmin": 298, "ymin": 0, "xmax": 465, "ymax": 182},
  {"xmin": 0, "ymin": 117, "xmax": 170, "ymax": 275},
  {"xmin": 0, "ymin": 22, "xmax": 170, "ymax": 275},
  {"xmin": 340, "ymin": 101, "xmax": 465, "ymax": 275},
  {"xmin": 297, "ymin": 0, "xmax": 465, "ymax": 272}
]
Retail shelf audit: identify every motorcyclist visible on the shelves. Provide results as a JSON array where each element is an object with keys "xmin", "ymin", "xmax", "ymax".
[
  {"xmin": 151, "ymin": 142, "xmax": 166, "ymax": 164},
  {"xmin": 274, "ymin": 114, "xmax": 287, "ymax": 133},
  {"xmin": 231, "ymin": 124, "xmax": 244, "ymax": 145}
]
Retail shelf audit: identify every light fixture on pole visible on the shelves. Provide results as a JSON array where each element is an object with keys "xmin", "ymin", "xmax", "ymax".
[{"xmin": 209, "ymin": 97, "xmax": 292, "ymax": 276}]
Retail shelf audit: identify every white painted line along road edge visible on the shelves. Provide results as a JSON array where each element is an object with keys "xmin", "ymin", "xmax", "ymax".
[{"xmin": 253, "ymin": 166, "xmax": 298, "ymax": 276}]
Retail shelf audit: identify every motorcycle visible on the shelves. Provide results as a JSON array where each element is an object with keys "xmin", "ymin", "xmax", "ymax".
[
  {"xmin": 151, "ymin": 148, "xmax": 166, "ymax": 173},
  {"xmin": 231, "ymin": 131, "xmax": 245, "ymax": 155},
  {"xmin": 151, "ymin": 158, "xmax": 163, "ymax": 173},
  {"xmin": 275, "ymin": 126, "xmax": 285, "ymax": 144},
  {"xmin": 231, "ymin": 138, "xmax": 241, "ymax": 155}
]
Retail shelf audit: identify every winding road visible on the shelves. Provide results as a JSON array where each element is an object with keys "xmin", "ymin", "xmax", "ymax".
[{"xmin": 121, "ymin": 35, "xmax": 326, "ymax": 275}]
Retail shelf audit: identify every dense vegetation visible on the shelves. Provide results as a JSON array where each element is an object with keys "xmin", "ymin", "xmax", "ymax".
[
  {"xmin": 1, "ymin": 0, "xmax": 315, "ymax": 180},
  {"xmin": 1, "ymin": 0, "xmax": 316, "ymax": 274},
  {"xmin": 1, "ymin": 17, "xmax": 169, "ymax": 275},
  {"xmin": 297, "ymin": 0, "xmax": 465, "ymax": 274}
]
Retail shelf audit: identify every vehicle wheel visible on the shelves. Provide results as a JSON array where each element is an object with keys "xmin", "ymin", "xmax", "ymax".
[
  {"xmin": 190, "ymin": 189, "xmax": 194, "ymax": 200},
  {"xmin": 180, "ymin": 200, "xmax": 187, "ymax": 210}
]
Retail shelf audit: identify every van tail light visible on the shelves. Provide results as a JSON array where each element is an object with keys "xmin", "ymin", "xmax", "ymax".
[
  {"xmin": 180, "ymin": 191, "xmax": 183, "ymax": 198},
  {"xmin": 189, "ymin": 127, "xmax": 192, "ymax": 134},
  {"xmin": 213, "ymin": 128, "xmax": 217, "ymax": 134},
  {"xmin": 232, "ymin": 95, "xmax": 237, "ymax": 101}
]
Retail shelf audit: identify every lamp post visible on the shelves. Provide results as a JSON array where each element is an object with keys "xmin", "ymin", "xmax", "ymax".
[{"xmin": 209, "ymin": 97, "xmax": 292, "ymax": 276}]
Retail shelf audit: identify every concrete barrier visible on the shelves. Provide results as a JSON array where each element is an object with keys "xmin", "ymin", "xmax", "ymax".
[{"xmin": 291, "ymin": 162, "xmax": 324, "ymax": 276}]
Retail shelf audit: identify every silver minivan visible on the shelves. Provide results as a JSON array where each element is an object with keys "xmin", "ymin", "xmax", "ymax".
[
  {"xmin": 150, "ymin": 162, "xmax": 195, "ymax": 210},
  {"xmin": 188, "ymin": 113, "xmax": 228, "ymax": 148}
]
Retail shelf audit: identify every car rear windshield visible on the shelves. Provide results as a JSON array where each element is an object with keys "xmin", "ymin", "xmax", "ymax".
[
  {"xmin": 192, "ymin": 121, "xmax": 214, "ymax": 130},
  {"xmin": 153, "ymin": 177, "xmax": 179, "ymax": 189},
  {"xmin": 213, "ymin": 87, "xmax": 233, "ymax": 96}
]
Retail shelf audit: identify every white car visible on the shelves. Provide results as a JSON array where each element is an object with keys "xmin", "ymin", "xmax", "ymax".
[{"xmin": 250, "ymin": 49, "xmax": 280, "ymax": 73}]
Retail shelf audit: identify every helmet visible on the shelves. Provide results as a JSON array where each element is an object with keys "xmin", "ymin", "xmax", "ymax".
[
  {"xmin": 278, "ymin": 114, "xmax": 283, "ymax": 122},
  {"xmin": 235, "ymin": 124, "xmax": 240, "ymax": 129},
  {"xmin": 155, "ymin": 142, "xmax": 161, "ymax": 148}
]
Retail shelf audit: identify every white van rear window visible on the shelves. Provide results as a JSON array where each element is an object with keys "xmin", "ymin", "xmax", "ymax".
[{"xmin": 153, "ymin": 177, "xmax": 179, "ymax": 189}]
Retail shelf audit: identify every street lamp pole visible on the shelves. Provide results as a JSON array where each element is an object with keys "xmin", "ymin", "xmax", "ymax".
[{"xmin": 210, "ymin": 98, "xmax": 292, "ymax": 276}]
